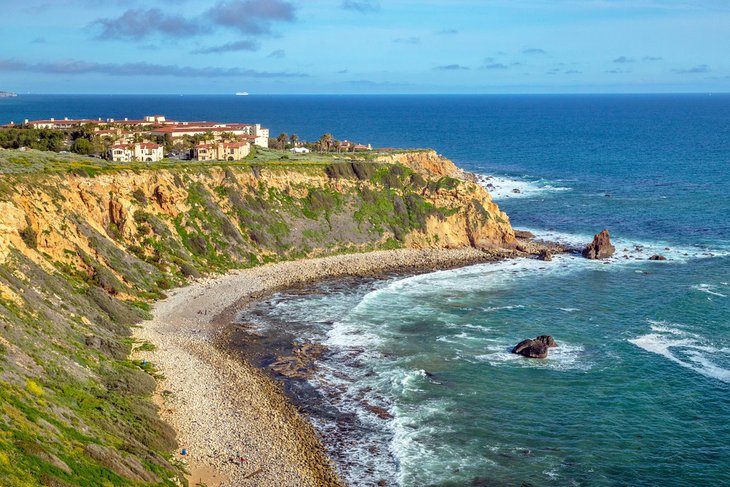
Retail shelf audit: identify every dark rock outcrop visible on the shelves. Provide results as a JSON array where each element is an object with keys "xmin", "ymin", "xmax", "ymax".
[
  {"xmin": 364, "ymin": 403, "xmax": 393, "ymax": 420},
  {"xmin": 648, "ymin": 254, "xmax": 667, "ymax": 261},
  {"xmin": 269, "ymin": 342, "xmax": 327, "ymax": 379},
  {"xmin": 582, "ymin": 229, "xmax": 615, "ymax": 259},
  {"xmin": 534, "ymin": 335, "xmax": 557, "ymax": 348},
  {"xmin": 538, "ymin": 249, "xmax": 552, "ymax": 261},
  {"xmin": 511, "ymin": 335, "xmax": 558, "ymax": 359},
  {"xmin": 514, "ymin": 230, "xmax": 535, "ymax": 239}
]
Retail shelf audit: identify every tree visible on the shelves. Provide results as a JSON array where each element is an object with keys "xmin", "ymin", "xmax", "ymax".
[
  {"xmin": 165, "ymin": 133, "xmax": 174, "ymax": 152},
  {"xmin": 276, "ymin": 132, "xmax": 288, "ymax": 149},
  {"xmin": 290, "ymin": 134, "xmax": 299, "ymax": 146},
  {"xmin": 71, "ymin": 138, "xmax": 93, "ymax": 155},
  {"xmin": 317, "ymin": 133, "xmax": 333, "ymax": 152},
  {"xmin": 220, "ymin": 131, "xmax": 237, "ymax": 142}
]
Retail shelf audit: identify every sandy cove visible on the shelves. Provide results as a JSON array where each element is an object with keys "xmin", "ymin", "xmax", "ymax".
[{"xmin": 132, "ymin": 247, "xmax": 520, "ymax": 487}]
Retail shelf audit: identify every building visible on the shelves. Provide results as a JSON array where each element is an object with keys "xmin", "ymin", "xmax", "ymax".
[
  {"xmin": 336, "ymin": 140, "xmax": 372, "ymax": 152},
  {"xmin": 109, "ymin": 143, "xmax": 163, "ymax": 162},
  {"xmin": 24, "ymin": 117, "xmax": 102, "ymax": 129},
  {"xmin": 194, "ymin": 142, "xmax": 251, "ymax": 161},
  {"xmin": 94, "ymin": 128, "xmax": 134, "ymax": 145},
  {"xmin": 149, "ymin": 122, "xmax": 269, "ymax": 148},
  {"xmin": 7, "ymin": 114, "xmax": 270, "ymax": 151}
]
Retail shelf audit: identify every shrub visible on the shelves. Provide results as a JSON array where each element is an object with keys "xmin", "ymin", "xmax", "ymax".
[
  {"xmin": 179, "ymin": 262, "xmax": 200, "ymax": 278},
  {"xmin": 92, "ymin": 265, "xmax": 126, "ymax": 295},
  {"xmin": 131, "ymin": 188, "xmax": 148, "ymax": 205},
  {"xmin": 19, "ymin": 225, "xmax": 37, "ymax": 248},
  {"xmin": 25, "ymin": 379, "xmax": 43, "ymax": 397}
]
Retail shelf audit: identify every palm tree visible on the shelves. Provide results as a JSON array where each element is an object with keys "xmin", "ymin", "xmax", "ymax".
[
  {"xmin": 290, "ymin": 133, "xmax": 299, "ymax": 146},
  {"xmin": 318, "ymin": 133, "xmax": 333, "ymax": 152},
  {"xmin": 220, "ymin": 131, "xmax": 237, "ymax": 142},
  {"xmin": 276, "ymin": 132, "xmax": 288, "ymax": 149},
  {"xmin": 202, "ymin": 131, "xmax": 215, "ymax": 143}
]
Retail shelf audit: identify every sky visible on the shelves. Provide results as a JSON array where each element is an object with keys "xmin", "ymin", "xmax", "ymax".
[{"xmin": 0, "ymin": 0, "xmax": 728, "ymax": 94}]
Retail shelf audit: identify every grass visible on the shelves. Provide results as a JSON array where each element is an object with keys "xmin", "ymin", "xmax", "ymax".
[{"xmin": 0, "ymin": 147, "xmax": 433, "ymax": 176}]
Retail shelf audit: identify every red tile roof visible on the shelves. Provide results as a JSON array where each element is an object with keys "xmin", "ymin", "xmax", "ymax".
[{"xmin": 27, "ymin": 119, "xmax": 101, "ymax": 125}]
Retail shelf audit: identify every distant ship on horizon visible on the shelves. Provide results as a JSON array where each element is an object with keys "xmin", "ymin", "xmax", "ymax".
[
  {"xmin": 0, "ymin": 91, "xmax": 17, "ymax": 97},
  {"xmin": 235, "ymin": 92, "xmax": 249, "ymax": 96}
]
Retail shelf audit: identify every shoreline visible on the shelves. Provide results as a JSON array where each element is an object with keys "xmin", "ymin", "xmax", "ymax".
[{"xmin": 132, "ymin": 246, "xmax": 554, "ymax": 486}]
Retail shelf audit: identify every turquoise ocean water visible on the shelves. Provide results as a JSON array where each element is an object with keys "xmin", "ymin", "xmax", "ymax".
[{"xmin": 3, "ymin": 94, "xmax": 729, "ymax": 486}]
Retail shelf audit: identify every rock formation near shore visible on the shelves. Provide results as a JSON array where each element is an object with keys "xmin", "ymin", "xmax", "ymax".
[
  {"xmin": 582, "ymin": 229, "xmax": 616, "ymax": 259},
  {"xmin": 512, "ymin": 335, "xmax": 558, "ymax": 359},
  {"xmin": 0, "ymin": 149, "xmax": 514, "ymax": 484}
]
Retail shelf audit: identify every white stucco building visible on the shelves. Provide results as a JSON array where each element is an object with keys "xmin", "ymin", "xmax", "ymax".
[{"xmin": 109, "ymin": 143, "xmax": 164, "ymax": 162}]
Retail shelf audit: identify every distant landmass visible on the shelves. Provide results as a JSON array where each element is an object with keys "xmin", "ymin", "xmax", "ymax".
[{"xmin": 0, "ymin": 91, "xmax": 17, "ymax": 97}]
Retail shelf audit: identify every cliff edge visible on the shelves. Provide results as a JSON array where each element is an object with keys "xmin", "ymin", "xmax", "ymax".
[{"xmin": 0, "ymin": 149, "xmax": 513, "ymax": 485}]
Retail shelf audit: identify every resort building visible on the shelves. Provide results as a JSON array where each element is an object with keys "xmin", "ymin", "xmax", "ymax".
[
  {"xmin": 109, "ymin": 143, "xmax": 163, "ymax": 162},
  {"xmin": 194, "ymin": 142, "xmax": 251, "ymax": 161},
  {"xmin": 24, "ymin": 117, "xmax": 103, "ymax": 129},
  {"xmin": 150, "ymin": 123, "xmax": 269, "ymax": 148},
  {"xmin": 16, "ymin": 115, "xmax": 269, "ymax": 148}
]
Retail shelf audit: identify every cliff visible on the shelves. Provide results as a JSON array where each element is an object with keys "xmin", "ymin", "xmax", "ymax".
[{"xmin": 0, "ymin": 149, "xmax": 513, "ymax": 485}]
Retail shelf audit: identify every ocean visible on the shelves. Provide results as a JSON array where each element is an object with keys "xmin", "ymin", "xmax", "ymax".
[{"xmin": 3, "ymin": 94, "xmax": 729, "ymax": 486}]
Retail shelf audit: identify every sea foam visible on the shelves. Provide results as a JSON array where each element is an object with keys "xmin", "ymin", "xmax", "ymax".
[
  {"xmin": 476, "ymin": 173, "xmax": 571, "ymax": 200},
  {"xmin": 474, "ymin": 341, "xmax": 588, "ymax": 371},
  {"xmin": 629, "ymin": 321, "xmax": 730, "ymax": 383},
  {"xmin": 524, "ymin": 227, "xmax": 730, "ymax": 265}
]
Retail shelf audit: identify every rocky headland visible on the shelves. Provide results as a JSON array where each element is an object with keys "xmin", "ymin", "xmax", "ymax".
[{"xmin": 0, "ymin": 149, "xmax": 528, "ymax": 485}]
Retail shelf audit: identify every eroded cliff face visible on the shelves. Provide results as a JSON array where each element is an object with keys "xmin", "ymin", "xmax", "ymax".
[
  {"xmin": 0, "ymin": 152, "xmax": 513, "ymax": 485},
  {"xmin": 0, "ymin": 153, "xmax": 514, "ymax": 274},
  {"xmin": 373, "ymin": 149, "xmax": 467, "ymax": 179}
]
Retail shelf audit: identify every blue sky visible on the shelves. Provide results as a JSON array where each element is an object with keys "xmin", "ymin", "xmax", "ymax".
[{"xmin": 0, "ymin": 0, "xmax": 728, "ymax": 94}]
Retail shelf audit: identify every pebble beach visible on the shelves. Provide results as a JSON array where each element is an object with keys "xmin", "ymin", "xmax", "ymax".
[{"xmin": 132, "ymin": 247, "xmax": 515, "ymax": 486}]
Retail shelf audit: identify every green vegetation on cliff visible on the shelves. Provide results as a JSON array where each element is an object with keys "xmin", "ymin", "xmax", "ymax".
[{"xmin": 0, "ymin": 150, "xmax": 513, "ymax": 486}]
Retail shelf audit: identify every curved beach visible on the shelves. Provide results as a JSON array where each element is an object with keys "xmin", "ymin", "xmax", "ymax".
[{"xmin": 132, "ymin": 247, "xmax": 516, "ymax": 486}]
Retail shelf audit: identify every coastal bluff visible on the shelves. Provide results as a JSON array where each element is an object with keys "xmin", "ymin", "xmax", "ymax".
[{"xmin": 0, "ymin": 149, "xmax": 514, "ymax": 485}]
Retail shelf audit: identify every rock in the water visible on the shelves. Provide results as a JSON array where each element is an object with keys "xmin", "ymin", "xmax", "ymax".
[
  {"xmin": 519, "ymin": 342, "xmax": 548, "ymax": 359},
  {"xmin": 538, "ymin": 249, "xmax": 552, "ymax": 261},
  {"xmin": 582, "ymin": 229, "xmax": 616, "ymax": 259},
  {"xmin": 648, "ymin": 254, "xmax": 667, "ymax": 261},
  {"xmin": 511, "ymin": 335, "xmax": 557, "ymax": 359},
  {"xmin": 269, "ymin": 341, "xmax": 327, "ymax": 379},
  {"xmin": 364, "ymin": 403, "xmax": 393, "ymax": 420},
  {"xmin": 514, "ymin": 229, "xmax": 535, "ymax": 239},
  {"xmin": 511, "ymin": 339, "xmax": 534, "ymax": 355},
  {"xmin": 534, "ymin": 335, "xmax": 558, "ymax": 348}
]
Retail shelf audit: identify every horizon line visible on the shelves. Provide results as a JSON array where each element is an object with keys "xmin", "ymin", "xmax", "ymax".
[{"xmin": 4, "ymin": 91, "xmax": 729, "ymax": 96}]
